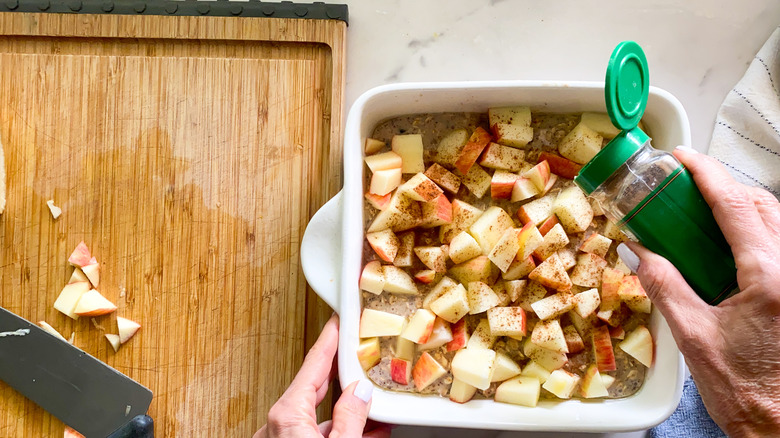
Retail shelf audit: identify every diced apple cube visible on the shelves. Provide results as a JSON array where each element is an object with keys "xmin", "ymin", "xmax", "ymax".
[
  {"xmin": 467, "ymin": 282, "xmax": 501, "ymax": 314},
  {"xmin": 609, "ymin": 325, "xmax": 626, "ymax": 340},
  {"xmin": 537, "ymin": 151, "xmax": 583, "ymax": 180},
  {"xmin": 424, "ymin": 163, "xmax": 461, "ymax": 194},
  {"xmin": 395, "ymin": 336, "xmax": 416, "ymax": 361},
  {"xmin": 367, "ymin": 192, "xmax": 422, "ymax": 233},
  {"xmin": 493, "ymin": 123, "xmax": 533, "ymax": 147},
  {"xmin": 569, "ymin": 253, "xmax": 608, "ymax": 288},
  {"xmin": 383, "ymin": 266, "xmax": 418, "ymax": 295},
  {"xmin": 572, "ymin": 288, "xmax": 601, "ymax": 318},
  {"xmin": 590, "ymin": 197, "xmax": 607, "ymax": 216},
  {"xmin": 364, "ymin": 137, "xmax": 386, "ymax": 155},
  {"xmin": 430, "ymin": 283, "xmax": 470, "ymax": 323},
  {"xmin": 451, "ymin": 348, "xmax": 497, "ymax": 390},
  {"xmin": 459, "ymin": 163, "xmax": 492, "ymax": 199},
  {"xmin": 414, "ymin": 270, "xmax": 436, "ymax": 284},
  {"xmin": 73, "ymin": 290, "xmax": 117, "ymax": 317},
  {"xmin": 556, "ymin": 248, "xmax": 577, "ymax": 270},
  {"xmin": 580, "ymin": 365, "xmax": 612, "ymax": 398},
  {"xmin": 491, "ymin": 352, "xmax": 523, "ymax": 382},
  {"xmin": 603, "ymin": 219, "xmax": 630, "ymax": 242},
  {"xmin": 455, "ymin": 127, "xmax": 492, "ymax": 174},
  {"xmin": 53, "ymin": 282, "xmax": 91, "ymax": 319},
  {"xmin": 531, "ymin": 318, "xmax": 568, "ymax": 353},
  {"xmin": 539, "ymin": 173, "xmax": 558, "ymax": 196},
  {"xmin": 495, "ymin": 376, "xmax": 541, "ymax": 407},
  {"xmin": 365, "ymin": 151, "xmax": 402, "ymax": 172},
  {"xmin": 414, "ymin": 246, "xmax": 447, "ymax": 272},
  {"xmin": 418, "ymin": 317, "xmax": 454, "ymax": 350},
  {"xmin": 558, "ymin": 122, "xmax": 603, "ymax": 164},
  {"xmin": 105, "ymin": 334, "xmax": 121, "ymax": 353},
  {"xmin": 467, "ymin": 319, "xmax": 496, "ymax": 350},
  {"xmin": 81, "ymin": 263, "xmax": 99, "ymax": 288},
  {"xmin": 579, "ymin": 233, "xmax": 612, "ymax": 258},
  {"xmin": 530, "ymin": 291, "xmax": 574, "ymax": 320},
  {"xmin": 504, "ymin": 279, "xmax": 527, "ymax": 302},
  {"xmin": 488, "ymin": 228, "xmax": 520, "ymax": 273},
  {"xmin": 601, "ymin": 267, "xmax": 625, "ymax": 312},
  {"xmin": 447, "ymin": 317, "xmax": 470, "ymax": 351},
  {"xmin": 480, "ymin": 142, "xmax": 526, "ymax": 172},
  {"xmin": 359, "ymin": 309, "xmax": 405, "ymax": 337},
  {"xmin": 369, "ymin": 168, "xmax": 402, "ymax": 196},
  {"xmin": 423, "ymin": 276, "xmax": 459, "ymax": 310},
  {"xmin": 398, "ymin": 173, "xmax": 444, "ymax": 202},
  {"xmin": 487, "ymin": 306, "xmax": 527, "ymax": 337},
  {"xmin": 401, "ymin": 309, "xmax": 436, "ymax": 344},
  {"xmin": 448, "ymin": 231, "xmax": 483, "ymax": 264},
  {"xmin": 510, "ymin": 177, "xmax": 540, "ymax": 202},
  {"xmin": 522, "ymin": 161, "xmax": 551, "ymax": 192},
  {"xmin": 542, "ymin": 369, "xmax": 581, "ymax": 399},
  {"xmin": 434, "ymin": 129, "xmax": 470, "ymax": 167},
  {"xmin": 449, "ymin": 378, "xmax": 478, "ymax": 403},
  {"xmin": 439, "ymin": 199, "xmax": 483, "ymax": 244},
  {"xmin": 491, "ymin": 170, "xmax": 520, "ymax": 199},
  {"xmin": 532, "ymin": 223, "xmax": 569, "ymax": 260},
  {"xmin": 394, "ymin": 231, "xmax": 416, "ymax": 267},
  {"xmin": 392, "ymin": 134, "xmax": 425, "ymax": 173},
  {"xmin": 365, "ymin": 192, "xmax": 392, "ymax": 211},
  {"xmin": 537, "ymin": 214, "xmax": 560, "ymax": 236},
  {"xmin": 515, "ymin": 280, "xmax": 548, "ymax": 313},
  {"xmin": 614, "ymin": 256, "xmax": 633, "ymax": 275},
  {"xmin": 68, "ymin": 267, "xmax": 89, "ymax": 284},
  {"xmin": 553, "ymin": 186, "xmax": 594, "ymax": 233},
  {"xmin": 366, "ymin": 229, "xmax": 399, "ymax": 263},
  {"xmin": 449, "ymin": 255, "xmax": 499, "ymax": 285},
  {"xmin": 593, "ymin": 325, "xmax": 617, "ymax": 372},
  {"xmin": 562, "ymin": 324, "xmax": 585, "ymax": 353},
  {"xmin": 517, "ymin": 194, "xmax": 555, "ymax": 226},
  {"xmin": 523, "ymin": 338, "xmax": 568, "ymax": 371},
  {"xmin": 521, "ymin": 361, "xmax": 551, "ymax": 384},
  {"xmin": 580, "ymin": 112, "xmax": 620, "ymax": 139},
  {"xmin": 618, "ymin": 275, "xmax": 652, "ymax": 313},
  {"xmin": 528, "ymin": 253, "xmax": 572, "ymax": 291},
  {"xmin": 491, "ymin": 280, "xmax": 510, "ymax": 306},
  {"xmin": 601, "ymin": 373, "xmax": 616, "ymax": 389},
  {"xmin": 468, "ymin": 206, "xmax": 514, "ymax": 254},
  {"xmin": 357, "ymin": 337, "xmax": 381, "ymax": 370},
  {"xmin": 68, "ymin": 241, "xmax": 92, "ymax": 268},
  {"xmin": 390, "ymin": 358, "xmax": 412, "ymax": 385},
  {"xmin": 412, "ymin": 351, "xmax": 447, "ymax": 391},
  {"xmin": 618, "ymin": 325, "xmax": 654, "ymax": 367},
  {"xmin": 489, "ymin": 106, "xmax": 531, "ymax": 127},
  {"xmin": 503, "ymin": 255, "xmax": 536, "ymax": 281},
  {"xmin": 517, "ymin": 222, "xmax": 544, "ymax": 261}
]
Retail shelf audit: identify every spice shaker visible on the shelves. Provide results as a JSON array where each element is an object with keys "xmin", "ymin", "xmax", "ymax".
[{"xmin": 574, "ymin": 41, "xmax": 738, "ymax": 304}]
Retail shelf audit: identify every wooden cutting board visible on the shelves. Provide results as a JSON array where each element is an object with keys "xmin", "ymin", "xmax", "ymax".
[{"xmin": 0, "ymin": 11, "xmax": 345, "ymax": 437}]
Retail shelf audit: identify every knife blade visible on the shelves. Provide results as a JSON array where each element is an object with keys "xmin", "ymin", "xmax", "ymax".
[{"xmin": 0, "ymin": 307, "xmax": 154, "ymax": 437}]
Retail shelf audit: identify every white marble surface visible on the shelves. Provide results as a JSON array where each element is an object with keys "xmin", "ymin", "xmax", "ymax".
[{"xmin": 336, "ymin": 1, "xmax": 780, "ymax": 437}]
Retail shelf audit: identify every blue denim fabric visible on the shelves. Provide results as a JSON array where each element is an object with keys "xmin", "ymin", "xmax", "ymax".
[{"xmin": 651, "ymin": 376, "xmax": 727, "ymax": 438}]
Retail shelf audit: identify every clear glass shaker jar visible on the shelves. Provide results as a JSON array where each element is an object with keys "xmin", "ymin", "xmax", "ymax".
[{"xmin": 574, "ymin": 42, "xmax": 738, "ymax": 304}]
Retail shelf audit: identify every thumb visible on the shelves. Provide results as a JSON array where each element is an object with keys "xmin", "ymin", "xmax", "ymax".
[
  {"xmin": 330, "ymin": 380, "xmax": 373, "ymax": 438},
  {"xmin": 617, "ymin": 242, "xmax": 717, "ymax": 355}
]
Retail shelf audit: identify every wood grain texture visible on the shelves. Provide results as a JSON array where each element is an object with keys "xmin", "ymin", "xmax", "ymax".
[{"xmin": 0, "ymin": 12, "xmax": 345, "ymax": 437}]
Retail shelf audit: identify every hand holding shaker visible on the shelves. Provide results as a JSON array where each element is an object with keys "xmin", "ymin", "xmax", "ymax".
[{"xmin": 574, "ymin": 41, "xmax": 738, "ymax": 304}]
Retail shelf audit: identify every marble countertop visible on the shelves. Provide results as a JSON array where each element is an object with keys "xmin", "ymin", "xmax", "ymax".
[{"xmin": 336, "ymin": 1, "xmax": 779, "ymax": 437}]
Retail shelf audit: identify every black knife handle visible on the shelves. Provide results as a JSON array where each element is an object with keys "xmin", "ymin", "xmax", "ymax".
[{"xmin": 107, "ymin": 415, "xmax": 154, "ymax": 438}]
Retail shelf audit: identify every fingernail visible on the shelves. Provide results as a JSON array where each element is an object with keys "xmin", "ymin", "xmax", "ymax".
[
  {"xmin": 674, "ymin": 146, "xmax": 698, "ymax": 154},
  {"xmin": 617, "ymin": 243, "xmax": 640, "ymax": 273},
  {"xmin": 353, "ymin": 379, "xmax": 373, "ymax": 403}
]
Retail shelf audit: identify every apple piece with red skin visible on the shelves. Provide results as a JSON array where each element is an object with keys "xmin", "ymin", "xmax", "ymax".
[
  {"xmin": 592, "ymin": 325, "xmax": 617, "ymax": 372},
  {"xmin": 618, "ymin": 275, "xmax": 652, "ymax": 313},
  {"xmin": 487, "ymin": 306, "xmax": 527, "ymax": 337},
  {"xmin": 383, "ymin": 265, "xmax": 418, "ymax": 295},
  {"xmin": 569, "ymin": 252, "xmax": 608, "ymax": 288},
  {"xmin": 537, "ymin": 151, "xmax": 583, "ymax": 180},
  {"xmin": 398, "ymin": 173, "xmax": 444, "ymax": 202},
  {"xmin": 449, "ymin": 378, "xmax": 478, "ymax": 404},
  {"xmin": 488, "ymin": 227, "xmax": 521, "ymax": 273},
  {"xmin": 364, "ymin": 151, "xmax": 402, "ymax": 172},
  {"xmin": 364, "ymin": 137, "xmax": 385, "ymax": 155},
  {"xmin": 531, "ymin": 318, "xmax": 568, "ymax": 353},
  {"xmin": 539, "ymin": 174, "xmax": 558, "ymax": 196},
  {"xmin": 424, "ymin": 163, "xmax": 461, "ymax": 194},
  {"xmin": 439, "ymin": 199, "xmax": 483, "ymax": 244},
  {"xmin": 430, "ymin": 283, "xmax": 470, "ymax": 324},
  {"xmin": 401, "ymin": 309, "xmax": 436, "ymax": 344},
  {"xmin": 468, "ymin": 206, "xmax": 514, "ymax": 254},
  {"xmin": 357, "ymin": 337, "xmax": 381, "ymax": 370},
  {"xmin": 528, "ymin": 253, "xmax": 572, "ymax": 291},
  {"xmin": 447, "ymin": 318, "xmax": 469, "ymax": 351},
  {"xmin": 366, "ymin": 229, "xmax": 399, "ymax": 263},
  {"xmin": 390, "ymin": 358, "xmax": 412, "ymax": 385},
  {"xmin": 503, "ymin": 254, "xmax": 536, "ymax": 281},
  {"xmin": 53, "ymin": 281, "xmax": 91, "ymax": 319},
  {"xmin": 434, "ymin": 129, "xmax": 470, "ymax": 167},
  {"xmin": 367, "ymin": 191, "xmax": 422, "ymax": 233},
  {"xmin": 359, "ymin": 309, "xmax": 406, "ymax": 338},
  {"xmin": 64, "ymin": 427, "xmax": 86, "ymax": 438},
  {"xmin": 609, "ymin": 325, "xmax": 626, "ymax": 340},
  {"xmin": 533, "ymin": 222, "xmax": 569, "ymax": 261},
  {"xmin": 459, "ymin": 163, "xmax": 492, "ymax": 198},
  {"xmin": 522, "ymin": 160, "xmax": 551, "ymax": 192},
  {"xmin": 360, "ymin": 261, "xmax": 386, "ymax": 294},
  {"xmin": 517, "ymin": 194, "xmax": 555, "ymax": 226},
  {"xmin": 580, "ymin": 364, "xmax": 610, "ymax": 398},
  {"xmin": 493, "ymin": 123, "xmax": 533, "ymax": 147},
  {"xmin": 490, "ymin": 170, "xmax": 520, "ymax": 199},
  {"xmin": 449, "ymin": 255, "xmax": 499, "ymax": 285},
  {"xmin": 412, "ymin": 351, "xmax": 447, "ymax": 391},
  {"xmin": 600, "ymin": 267, "xmax": 625, "ymax": 312},
  {"xmin": 530, "ymin": 291, "xmax": 574, "ymax": 321},
  {"xmin": 414, "ymin": 245, "xmax": 447, "ymax": 272},
  {"xmin": 538, "ymin": 215, "xmax": 560, "ymax": 236},
  {"xmin": 618, "ymin": 325, "xmax": 654, "ymax": 367},
  {"xmin": 369, "ymin": 167, "xmax": 402, "ymax": 196},
  {"xmin": 562, "ymin": 325, "xmax": 585, "ymax": 353},
  {"xmin": 419, "ymin": 193, "xmax": 452, "ymax": 228},
  {"xmin": 74, "ymin": 289, "xmax": 117, "ymax": 317},
  {"xmin": 392, "ymin": 134, "xmax": 425, "ymax": 174},
  {"xmin": 365, "ymin": 192, "xmax": 392, "ymax": 210},
  {"xmin": 517, "ymin": 221, "xmax": 544, "ymax": 260},
  {"xmin": 68, "ymin": 241, "xmax": 92, "ymax": 267},
  {"xmin": 117, "ymin": 316, "xmax": 141, "ymax": 344},
  {"xmin": 510, "ymin": 177, "xmax": 539, "ymax": 202},
  {"xmin": 455, "ymin": 127, "xmax": 492, "ymax": 174},
  {"xmin": 418, "ymin": 317, "xmax": 454, "ymax": 350},
  {"xmin": 579, "ymin": 233, "xmax": 612, "ymax": 258},
  {"xmin": 479, "ymin": 142, "xmax": 526, "ymax": 172},
  {"xmin": 414, "ymin": 270, "xmax": 436, "ymax": 284}
]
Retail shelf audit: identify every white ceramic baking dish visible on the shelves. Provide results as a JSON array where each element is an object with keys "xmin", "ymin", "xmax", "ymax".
[{"xmin": 301, "ymin": 81, "xmax": 687, "ymax": 432}]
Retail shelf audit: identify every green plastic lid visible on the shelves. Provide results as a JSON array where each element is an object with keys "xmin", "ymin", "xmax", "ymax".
[{"xmin": 574, "ymin": 41, "xmax": 651, "ymax": 194}]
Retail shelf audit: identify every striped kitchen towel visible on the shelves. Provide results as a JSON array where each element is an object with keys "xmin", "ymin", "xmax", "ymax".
[{"xmin": 708, "ymin": 26, "xmax": 780, "ymax": 198}]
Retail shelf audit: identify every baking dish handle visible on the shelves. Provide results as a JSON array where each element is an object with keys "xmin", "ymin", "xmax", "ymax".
[{"xmin": 301, "ymin": 191, "xmax": 344, "ymax": 311}]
